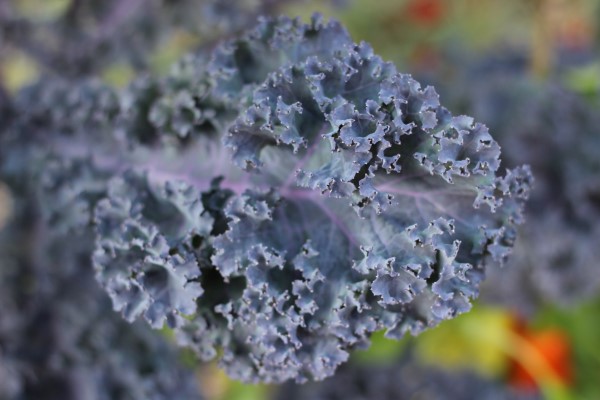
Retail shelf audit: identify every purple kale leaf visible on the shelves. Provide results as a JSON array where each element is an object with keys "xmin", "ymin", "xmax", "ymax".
[{"xmin": 0, "ymin": 15, "xmax": 532, "ymax": 383}]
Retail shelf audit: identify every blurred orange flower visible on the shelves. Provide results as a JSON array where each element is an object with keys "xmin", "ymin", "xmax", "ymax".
[
  {"xmin": 508, "ymin": 325, "xmax": 573, "ymax": 392},
  {"xmin": 405, "ymin": 0, "xmax": 445, "ymax": 25}
]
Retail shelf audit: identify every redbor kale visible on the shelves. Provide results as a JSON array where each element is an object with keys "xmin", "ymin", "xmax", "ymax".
[{"xmin": 0, "ymin": 15, "xmax": 531, "ymax": 383}]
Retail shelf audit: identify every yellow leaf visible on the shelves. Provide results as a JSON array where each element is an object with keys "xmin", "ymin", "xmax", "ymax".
[
  {"xmin": 101, "ymin": 63, "xmax": 136, "ymax": 88},
  {"xmin": 14, "ymin": 0, "xmax": 71, "ymax": 21},
  {"xmin": 415, "ymin": 305, "xmax": 514, "ymax": 377},
  {"xmin": 150, "ymin": 31, "xmax": 201, "ymax": 74},
  {"xmin": 1, "ymin": 51, "xmax": 39, "ymax": 93}
]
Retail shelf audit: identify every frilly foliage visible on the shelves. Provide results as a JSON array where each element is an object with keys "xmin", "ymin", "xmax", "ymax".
[
  {"xmin": 0, "ymin": 15, "xmax": 531, "ymax": 383},
  {"xmin": 0, "ymin": 0, "xmax": 317, "ymax": 78},
  {"xmin": 434, "ymin": 56, "xmax": 600, "ymax": 312},
  {"xmin": 489, "ymin": 83, "xmax": 600, "ymax": 309},
  {"xmin": 0, "ymin": 187, "xmax": 201, "ymax": 399}
]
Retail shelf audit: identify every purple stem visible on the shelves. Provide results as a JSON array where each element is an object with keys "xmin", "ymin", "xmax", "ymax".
[{"xmin": 281, "ymin": 188, "xmax": 360, "ymax": 248}]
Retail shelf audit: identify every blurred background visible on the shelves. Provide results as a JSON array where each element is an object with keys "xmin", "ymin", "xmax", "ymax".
[{"xmin": 1, "ymin": 0, "xmax": 600, "ymax": 399}]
